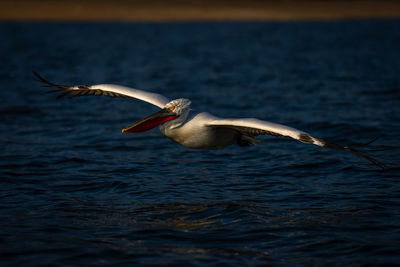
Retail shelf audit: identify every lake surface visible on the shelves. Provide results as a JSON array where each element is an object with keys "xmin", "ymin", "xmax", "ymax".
[{"xmin": 1, "ymin": 21, "xmax": 400, "ymax": 265}]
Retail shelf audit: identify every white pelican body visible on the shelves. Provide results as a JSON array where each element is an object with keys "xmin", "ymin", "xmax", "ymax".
[
  {"xmin": 35, "ymin": 72, "xmax": 382, "ymax": 167},
  {"xmin": 161, "ymin": 111, "xmax": 240, "ymax": 150}
]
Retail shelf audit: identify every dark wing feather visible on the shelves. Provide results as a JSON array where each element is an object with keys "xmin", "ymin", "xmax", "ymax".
[
  {"xmin": 34, "ymin": 72, "xmax": 129, "ymax": 99},
  {"xmin": 310, "ymin": 135, "xmax": 385, "ymax": 169},
  {"xmin": 225, "ymin": 125, "xmax": 286, "ymax": 138},
  {"xmin": 34, "ymin": 72, "xmax": 170, "ymax": 108},
  {"xmin": 209, "ymin": 120, "xmax": 384, "ymax": 169}
]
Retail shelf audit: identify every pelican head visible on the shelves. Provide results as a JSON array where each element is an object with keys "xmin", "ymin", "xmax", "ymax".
[{"xmin": 122, "ymin": 98, "xmax": 191, "ymax": 133}]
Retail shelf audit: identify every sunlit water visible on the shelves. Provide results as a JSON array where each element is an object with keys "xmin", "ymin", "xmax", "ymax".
[{"xmin": 1, "ymin": 21, "xmax": 400, "ymax": 265}]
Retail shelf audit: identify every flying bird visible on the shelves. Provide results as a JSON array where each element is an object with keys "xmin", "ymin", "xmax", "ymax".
[{"xmin": 34, "ymin": 72, "xmax": 383, "ymax": 168}]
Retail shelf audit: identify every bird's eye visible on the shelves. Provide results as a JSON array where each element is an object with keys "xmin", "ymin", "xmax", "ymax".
[{"xmin": 169, "ymin": 105, "xmax": 175, "ymax": 111}]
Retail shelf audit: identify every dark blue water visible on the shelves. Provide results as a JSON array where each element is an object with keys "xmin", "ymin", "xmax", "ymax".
[{"xmin": 1, "ymin": 21, "xmax": 400, "ymax": 265}]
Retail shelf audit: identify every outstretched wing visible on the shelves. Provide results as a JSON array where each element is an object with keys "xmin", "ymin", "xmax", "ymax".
[
  {"xmin": 34, "ymin": 72, "xmax": 169, "ymax": 108},
  {"xmin": 207, "ymin": 118, "xmax": 384, "ymax": 168}
]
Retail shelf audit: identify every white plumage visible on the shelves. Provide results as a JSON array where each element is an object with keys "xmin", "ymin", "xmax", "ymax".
[{"xmin": 35, "ymin": 72, "xmax": 383, "ymax": 168}]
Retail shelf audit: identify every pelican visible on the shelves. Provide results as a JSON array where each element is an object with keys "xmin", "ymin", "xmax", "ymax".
[{"xmin": 34, "ymin": 72, "xmax": 383, "ymax": 168}]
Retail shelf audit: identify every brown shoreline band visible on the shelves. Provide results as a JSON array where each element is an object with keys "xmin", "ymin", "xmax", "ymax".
[{"xmin": 2, "ymin": 0, "xmax": 400, "ymax": 22}]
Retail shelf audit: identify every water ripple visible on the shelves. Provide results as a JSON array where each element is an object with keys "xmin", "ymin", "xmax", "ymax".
[{"xmin": 0, "ymin": 21, "xmax": 400, "ymax": 265}]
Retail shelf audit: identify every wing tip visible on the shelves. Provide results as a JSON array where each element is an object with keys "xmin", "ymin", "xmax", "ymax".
[
  {"xmin": 33, "ymin": 71, "xmax": 54, "ymax": 85},
  {"xmin": 33, "ymin": 71, "xmax": 46, "ymax": 83},
  {"xmin": 300, "ymin": 133, "xmax": 385, "ymax": 169},
  {"xmin": 34, "ymin": 71, "xmax": 73, "ymax": 98},
  {"xmin": 344, "ymin": 146, "xmax": 386, "ymax": 170}
]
